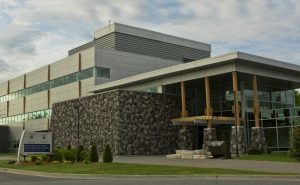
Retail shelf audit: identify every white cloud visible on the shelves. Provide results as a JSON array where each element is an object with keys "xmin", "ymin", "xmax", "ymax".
[{"xmin": 0, "ymin": 0, "xmax": 300, "ymax": 83}]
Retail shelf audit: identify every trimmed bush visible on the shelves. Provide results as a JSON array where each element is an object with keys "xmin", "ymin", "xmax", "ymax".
[
  {"xmin": 35, "ymin": 160, "xmax": 43, "ymax": 165},
  {"xmin": 41, "ymin": 154, "xmax": 49, "ymax": 162},
  {"xmin": 53, "ymin": 148, "xmax": 64, "ymax": 162},
  {"xmin": 289, "ymin": 127, "xmax": 300, "ymax": 161},
  {"xmin": 90, "ymin": 145, "xmax": 99, "ymax": 162},
  {"xmin": 30, "ymin": 155, "xmax": 38, "ymax": 162},
  {"xmin": 51, "ymin": 160, "xmax": 61, "ymax": 164},
  {"xmin": 77, "ymin": 145, "xmax": 85, "ymax": 162},
  {"xmin": 103, "ymin": 145, "xmax": 113, "ymax": 163},
  {"xmin": 64, "ymin": 148, "xmax": 77, "ymax": 162},
  {"xmin": 8, "ymin": 160, "xmax": 16, "ymax": 165}
]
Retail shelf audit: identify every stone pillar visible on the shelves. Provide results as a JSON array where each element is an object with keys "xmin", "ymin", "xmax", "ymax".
[
  {"xmin": 178, "ymin": 129, "xmax": 193, "ymax": 150},
  {"xmin": 250, "ymin": 127, "xmax": 267, "ymax": 152},
  {"xmin": 230, "ymin": 126, "xmax": 247, "ymax": 155},
  {"xmin": 203, "ymin": 128, "xmax": 217, "ymax": 150}
]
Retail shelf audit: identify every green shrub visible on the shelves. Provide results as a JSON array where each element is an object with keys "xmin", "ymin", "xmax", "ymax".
[
  {"xmin": 41, "ymin": 154, "xmax": 49, "ymax": 162},
  {"xmin": 248, "ymin": 149, "xmax": 264, "ymax": 155},
  {"xmin": 30, "ymin": 155, "xmax": 38, "ymax": 162},
  {"xmin": 90, "ymin": 145, "xmax": 99, "ymax": 162},
  {"xmin": 35, "ymin": 160, "xmax": 43, "ymax": 165},
  {"xmin": 64, "ymin": 148, "xmax": 77, "ymax": 162},
  {"xmin": 77, "ymin": 145, "xmax": 85, "ymax": 162},
  {"xmin": 53, "ymin": 148, "xmax": 64, "ymax": 162},
  {"xmin": 103, "ymin": 145, "xmax": 113, "ymax": 163},
  {"xmin": 8, "ymin": 160, "xmax": 16, "ymax": 165},
  {"xmin": 51, "ymin": 160, "xmax": 61, "ymax": 164},
  {"xmin": 82, "ymin": 159, "xmax": 90, "ymax": 164},
  {"xmin": 63, "ymin": 160, "xmax": 73, "ymax": 164},
  {"xmin": 289, "ymin": 127, "xmax": 300, "ymax": 161}
]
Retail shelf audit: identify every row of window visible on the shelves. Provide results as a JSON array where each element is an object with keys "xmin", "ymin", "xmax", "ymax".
[
  {"xmin": 0, "ymin": 67, "xmax": 110, "ymax": 103},
  {"xmin": 0, "ymin": 109, "xmax": 52, "ymax": 125}
]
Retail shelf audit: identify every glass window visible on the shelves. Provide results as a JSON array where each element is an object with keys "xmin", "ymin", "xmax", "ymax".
[
  {"xmin": 264, "ymin": 128, "xmax": 278, "ymax": 148},
  {"xmin": 96, "ymin": 67, "xmax": 110, "ymax": 78},
  {"xmin": 278, "ymin": 127, "xmax": 290, "ymax": 148}
]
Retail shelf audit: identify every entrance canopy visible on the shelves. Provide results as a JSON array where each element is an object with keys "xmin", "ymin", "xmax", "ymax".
[{"xmin": 171, "ymin": 116, "xmax": 241, "ymax": 126}]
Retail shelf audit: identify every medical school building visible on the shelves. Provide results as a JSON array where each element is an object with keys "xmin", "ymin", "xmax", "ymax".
[{"xmin": 1, "ymin": 23, "xmax": 300, "ymax": 155}]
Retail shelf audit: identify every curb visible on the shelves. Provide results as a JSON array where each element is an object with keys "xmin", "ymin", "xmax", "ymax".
[{"xmin": 1, "ymin": 167, "xmax": 300, "ymax": 181}]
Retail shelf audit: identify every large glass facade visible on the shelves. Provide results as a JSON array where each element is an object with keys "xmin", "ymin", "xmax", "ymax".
[{"xmin": 163, "ymin": 72, "xmax": 297, "ymax": 151}]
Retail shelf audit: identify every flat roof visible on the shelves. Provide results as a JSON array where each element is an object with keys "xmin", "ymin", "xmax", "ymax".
[
  {"xmin": 89, "ymin": 51, "xmax": 300, "ymax": 93},
  {"xmin": 93, "ymin": 23, "xmax": 211, "ymax": 51}
]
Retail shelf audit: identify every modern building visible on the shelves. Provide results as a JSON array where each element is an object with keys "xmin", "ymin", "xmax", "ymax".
[
  {"xmin": 50, "ymin": 51, "xmax": 300, "ymax": 155},
  {"xmin": 1, "ymin": 23, "xmax": 300, "ymax": 155},
  {"xmin": 0, "ymin": 23, "xmax": 211, "ymax": 152}
]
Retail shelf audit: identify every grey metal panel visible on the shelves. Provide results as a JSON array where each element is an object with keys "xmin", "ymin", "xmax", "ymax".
[
  {"xmin": 69, "ymin": 33, "xmax": 210, "ymax": 61},
  {"xmin": 68, "ymin": 41, "xmax": 95, "ymax": 55},
  {"xmin": 115, "ymin": 33, "xmax": 210, "ymax": 61},
  {"xmin": 68, "ymin": 33, "xmax": 116, "ymax": 55}
]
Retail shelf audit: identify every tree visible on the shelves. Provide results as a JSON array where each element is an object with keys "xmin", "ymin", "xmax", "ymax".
[
  {"xmin": 294, "ymin": 90, "xmax": 300, "ymax": 107},
  {"xmin": 103, "ymin": 145, "xmax": 113, "ymax": 163},
  {"xmin": 289, "ymin": 127, "xmax": 300, "ymax": 161},
  {"xmin": 90, "ymin": 145, "xmax": 99, "ymax": 162}
]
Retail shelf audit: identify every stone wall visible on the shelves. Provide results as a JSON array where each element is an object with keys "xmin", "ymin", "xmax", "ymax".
[{"xmin": 50, "ymin": 90, "xmax": 180, "ymax": 155}]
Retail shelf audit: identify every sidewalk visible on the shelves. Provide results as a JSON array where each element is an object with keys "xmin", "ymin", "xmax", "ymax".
[{"xmin": 114, "ymin": 156, "xmax": 300, "ymax": 174}]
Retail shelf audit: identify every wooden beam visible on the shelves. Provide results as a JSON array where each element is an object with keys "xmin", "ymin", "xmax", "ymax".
[
  {"xmin": 180, "ymin": 81, "xmax": 188, "ymax": 118},
  {"xmin": 205, "ymin": 76, "xmax": 212, "ymax": 128},
  {"xmin": 253, "ymin": 74, "xmax": 260, "ymax": 127},
  {"xmin": 232, "ymin": 71, "xmax": 240, "ymax": 126}
]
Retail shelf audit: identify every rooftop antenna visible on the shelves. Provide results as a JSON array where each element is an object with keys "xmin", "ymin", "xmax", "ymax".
[{"xmin": 109, "ymin": 20, "xmax": 111, "ymax": 31}]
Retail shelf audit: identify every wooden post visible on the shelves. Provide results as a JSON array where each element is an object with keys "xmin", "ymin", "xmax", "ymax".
[
  {"xmin": 232, "ymin": 71, "xmax": 240, "ymax": 126},
  {"xmin": 253, "ymin": 74, "xmax": 260, "ymax": 127},
  {"xmin": 180, "ymin": 81, "xmax": 188, "ymax": 118},
  {"xmin": 205, "ymin": 76, "xmax": 212, "ymax": 128},
  {"xmin": 180, "ymin": 81, "xmax": 188, "ymax": 130}
]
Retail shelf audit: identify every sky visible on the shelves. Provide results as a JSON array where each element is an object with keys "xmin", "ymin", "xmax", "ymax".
[{"xmin": 0, "ymin": 0, "xmax": 300, "ymax": 83}]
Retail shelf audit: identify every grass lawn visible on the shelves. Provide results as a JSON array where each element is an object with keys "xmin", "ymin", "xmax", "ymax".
[
  {"xmin": 0, "ymin": 153, "xmax": 16, "ymax": 156},
  {"xmin": 0, "ymin": 160, "xmax": 290, "ymax": 175},
  {"xmin": 240, "ymin": 152, "xmax": 300, "ymax": 163}
]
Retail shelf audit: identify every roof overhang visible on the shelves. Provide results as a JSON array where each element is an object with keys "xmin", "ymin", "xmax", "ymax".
[{"xmin": 89, "ymin": 51, "xmax": 300, "ymax": 93}]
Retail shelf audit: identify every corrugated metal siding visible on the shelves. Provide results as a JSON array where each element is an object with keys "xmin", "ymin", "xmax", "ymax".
[
  {"xmin": 68, "ymin": 33, "xmax": 116, "ymax": 55},
  {"xmin": 69, "ymin": 32, "xmax": 210, "ymax": 61},
  {"xmin": 68, "ymin": 41, "xmax": 95, "ymax": 56},
  {"xmin": 115, "ymin": 33, "xmax": 210, "ymax": 61}
]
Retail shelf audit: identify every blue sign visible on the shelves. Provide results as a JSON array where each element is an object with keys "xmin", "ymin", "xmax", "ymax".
[{"xmin": 24, "ymin": 144, "xmax": 51, "ymax": 153}]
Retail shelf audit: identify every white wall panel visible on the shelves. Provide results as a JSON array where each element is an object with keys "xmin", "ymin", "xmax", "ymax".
[
  {"xmin": 25, "ymin": 118, "xmax": 48, "ymax": 131},
  {"xmin": 80, "ymin": 78, "xmax": 95, "ymax": 97},
  {"xmin": 50, "ymin": 54, "xmax": 79, "ymax": 80},
  {"xmin": 50, "ymin": 82, "xmax": 79, "ymax": 107},
  {"xmin": 25, "ymin": 91, "xmax": 48, "ymax": 113},
  {"xmin": 26, "ymin": 66, "xmax": 48, "ymax": 87},
  {"xmin": 9, "ymin": 98, "xmax": 24, "ymax": 116},
  {"xmin": 9, "ymin": 75, "xmax": 24, "ymax": 92},
  {"xmin": 80, "ymin": 47, "xmax": 95, "ymax": 70},
  {"xmin": 0, "ymin": 82, "xmax": 8, "ymax": 96},
  {"xmin": 0, "ymin": 102, "xmax": 7, "ymax": 118}
]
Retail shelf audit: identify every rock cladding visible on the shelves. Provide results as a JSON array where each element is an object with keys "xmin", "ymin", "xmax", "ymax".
[{"xmin": 50, "ymin": 90, "xmax": 181, "ymax": 155}]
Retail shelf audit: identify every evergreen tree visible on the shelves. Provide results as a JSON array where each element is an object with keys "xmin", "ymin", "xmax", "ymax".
[
  {"xmin": 103, "ymin": 145, "xmax": 113, "ymax": 163},
  {"xmin": 90, "ymin": 145, "xmax": 99, "ymax": 162}
]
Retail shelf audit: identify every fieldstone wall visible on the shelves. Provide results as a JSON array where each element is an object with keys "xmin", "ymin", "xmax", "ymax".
[
  {"xmin": 50, "ymin": 90, "xmax": 180, "ymax": 155},
  {"xmin": 230, "ymin": 126, "xmax": 247, "ymax": 155},
  {"xmin": 203, "ymin": 128, "xmax": 217, "ymax": 150},
  {"xmin": 250, "ymin": 127, "xmax": 267, "ymax": 152},
  {"xmin": 178, "ymin": 129, "xmax": 193, "ymax": 150}
]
